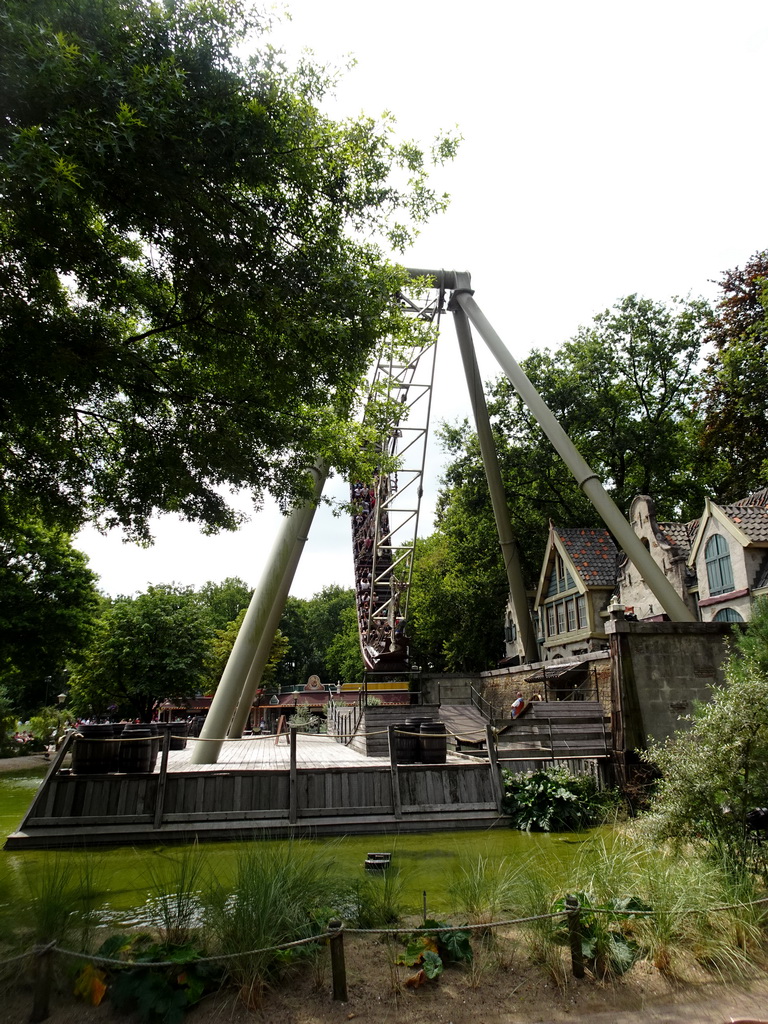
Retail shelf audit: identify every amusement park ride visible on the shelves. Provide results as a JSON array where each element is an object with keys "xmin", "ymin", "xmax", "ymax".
[{"xmin": 191, "ymin": 270, "xmax": 695, "ymax": 765}]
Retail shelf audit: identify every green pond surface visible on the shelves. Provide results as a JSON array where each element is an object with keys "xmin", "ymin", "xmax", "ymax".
[{"xmin": 1, "ymin": 764, "xmax": 598, "ymax": 928}]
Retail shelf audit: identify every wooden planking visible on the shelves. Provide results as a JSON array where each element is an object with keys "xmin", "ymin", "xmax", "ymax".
[
  {"xmin": 163, "ymin": 809, "xmax": 290, "ymax": 822},
  {"xmin": 12, "ymin": 755, "xmax": 507, "ymax": 850},
  {"xmin": 31, "ymin": 814, "xmax": 153, "ymax": 827},
  {"xmin": 402, "ymin": 802, "xmax": 496, "ymax": 814}
]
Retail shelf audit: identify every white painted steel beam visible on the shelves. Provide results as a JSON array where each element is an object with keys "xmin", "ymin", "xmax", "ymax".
[{"xmin": 191, "ymin": 462, "xmax": 327, "ymax": 764}]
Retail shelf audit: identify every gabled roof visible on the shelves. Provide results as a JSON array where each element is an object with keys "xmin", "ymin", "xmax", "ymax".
[
  {"xmin": 557, "ymin": 527, "xmax": 617, "ymax": 587},
  {"xmin": 718, "ymin": 502, "xmax": 768, "ymax": 543},
  {"xmin": 657, "ymin": 520, "xmax": 697, "ymax": 555},
  {"xmin": 689, "ymin": 494, "xmax": 768, "ymax": 565},
  {"xmin": 735, "ymin": 488, "xmax": 768, "ymax": 507}
]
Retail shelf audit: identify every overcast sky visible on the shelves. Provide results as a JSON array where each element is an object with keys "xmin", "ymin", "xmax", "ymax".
[{"xmin": 77, "ymin": 0, "xmax": 768, "ymax": 599}]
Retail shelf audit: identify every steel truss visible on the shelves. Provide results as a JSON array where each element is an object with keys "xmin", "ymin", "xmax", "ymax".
[{"xmin": 351, "ymin": 286, "xmax": 444, "ymax": 672}]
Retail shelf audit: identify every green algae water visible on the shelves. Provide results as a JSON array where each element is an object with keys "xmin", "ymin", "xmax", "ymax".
[{"xmin": 1, "ymin": 765, "xmax": 598, "ymax": 927}]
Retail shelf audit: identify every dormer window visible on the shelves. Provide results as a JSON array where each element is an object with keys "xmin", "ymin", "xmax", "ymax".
[{"xmin": 705, "ymin": 534, "xmax": 734, "ymax": 596}]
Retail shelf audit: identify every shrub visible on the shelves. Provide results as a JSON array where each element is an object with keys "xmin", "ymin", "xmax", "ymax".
[
  {"xmin": 502, "ymin": 767, "xmax": 612, "ymax": 831},
  {"xmin": 641, "ymin": 597, "xmax": 768, "ymax": 863}
]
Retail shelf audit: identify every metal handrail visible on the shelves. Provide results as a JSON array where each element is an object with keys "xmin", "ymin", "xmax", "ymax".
[{"xmin": 470, "ymin": 685, "xmax": 498, "ymax": 722}]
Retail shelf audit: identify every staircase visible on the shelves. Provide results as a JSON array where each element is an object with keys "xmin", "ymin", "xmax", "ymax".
[
  {"xmin": 436, "ymin": 705, "xmax": 490, "ymax": 751},
  {"xmin": 495, "ymin": 700, "xmax": 610, "ymax": 770}
]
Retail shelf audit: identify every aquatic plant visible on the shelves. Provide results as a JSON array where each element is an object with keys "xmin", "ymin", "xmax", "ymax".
[
  {"xmin": 201, "ymin": 839, "xmax": 342, "ymax": 1008},
  {"xmin": 145, "ymin": 842, "xmax": 207, "ymax": 948},
  {"xmin": 448, "ymin": 854, "xmax": 518, "ymax": 925}
]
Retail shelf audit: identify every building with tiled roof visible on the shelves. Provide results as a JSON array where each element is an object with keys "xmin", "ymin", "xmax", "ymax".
[
  {"xmin": 501, "ymin": 489, "xmax": 768, "ymax": 665},
  {"xmin": 531, "ymin": 522, "xmax": 618, "ymax": 660},
  {"xmin": 688, "ymin": 492, "xmax": 768, "ymax": 622},
  {"xmin": 615, "ymin": 495, "xmax": 699, "ymax": 621}
]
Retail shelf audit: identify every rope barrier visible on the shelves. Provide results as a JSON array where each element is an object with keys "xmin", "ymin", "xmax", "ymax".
[
  {"xmin": 5, "ymin": 891, "xmax": 768, "ymax": 973},
  {"xmin": 53, "ymin": 931, "xmax": 334, "ymax": 969},
  {"xmin": 0, "ymin": 950, "xmax": 34, "ymax": 968}
]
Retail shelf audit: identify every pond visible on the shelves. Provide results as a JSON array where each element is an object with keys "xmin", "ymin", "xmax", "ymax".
[{"xmin": 1, "ymin": 763, "xmax": 598, "ymax": 928}]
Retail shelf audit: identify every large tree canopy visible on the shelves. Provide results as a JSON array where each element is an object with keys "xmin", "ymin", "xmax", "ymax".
[
  {"xmin": 412, "ymin": 294, "xmax": 713, "ymax": 670},
  {"xmin": 68, "ymin": 583, "xmax": 213, "ymax": 721},
  {"xmin": 0, "ymin": 0, "xmax": 455, "ymax": 539},
  {"xmin": 0, "ymin": 519, "xmax": 99, "ymax": 713},
  {"xmin": 274, "ymin": 585, "xmax": 358, "ymax": 689},
  {"xmin": 701, "ymin": 251, "xmax": 768, "ymax": 500}
]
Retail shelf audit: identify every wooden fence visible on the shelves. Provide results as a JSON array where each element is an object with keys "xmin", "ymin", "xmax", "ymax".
[{"xmin": 5, "ymin": 728, "xmax": 505, "ymax": 850}]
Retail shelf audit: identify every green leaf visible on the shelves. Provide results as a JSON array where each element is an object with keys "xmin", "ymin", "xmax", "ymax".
[{"xmin": 422, "ymin": 951, "xmax": 443, "ymax": 980}]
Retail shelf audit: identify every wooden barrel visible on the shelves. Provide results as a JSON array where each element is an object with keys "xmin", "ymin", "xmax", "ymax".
[
  {"xmin": 169, "ymin": 720, "xmax": 188, "ymax": 750},
  {"xmin": 398, "ymin": 717, "xmax": 429, "ymax": 763},
  {"xmin": 71, "ymin": 724, "xmax": 119, "ymax": 775},
  {"xmin": 155, "ymin": 721, "xmax": 188, "ymax": 751},
  {"xmin": 118, "ymin": 725, "xmax": 153, "ymax": 773},
  {"xmin": 420, "ymin": 720, "xmax": 447, "ymax": 764}
]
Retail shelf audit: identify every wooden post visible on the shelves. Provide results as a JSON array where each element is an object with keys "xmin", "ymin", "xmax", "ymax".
[
  {"xmin": 328, "ymin": 919, "xmax": 348, "ymax": 1001},
  {"xmin": 153, "ymin": 727, "xmax": 171, "ymax": 829},
  {"xmin": 275, "ymin": 713, "xmax": 288, "ymax": 745},
  {"xmin": 388, "ymin": 724, "xmax": 402, "ymax": 819},
  {"xmin": 289, "ymin": 725, "xmax": 297, "ymax": 824},
  {"xmin": 29, "ymin": 942, "xmax": 55, "ymax": 1022},
  {"xmin": 565, "ymin": 894, "xmax": 584, "ymax": 978},
  {"xmin": 485, "ymin": 724, "xmax": 504, "ymax": 813}
]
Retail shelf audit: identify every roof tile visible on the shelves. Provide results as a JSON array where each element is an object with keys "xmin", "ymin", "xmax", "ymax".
[{"xmin": 557, "ymin": 527, "xmax": 617, "ymax": 587}]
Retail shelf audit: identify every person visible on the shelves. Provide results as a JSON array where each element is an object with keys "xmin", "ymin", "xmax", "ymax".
[{"xmin": 511, "ymin": 692, "xmax": 525, "ymax": 718}]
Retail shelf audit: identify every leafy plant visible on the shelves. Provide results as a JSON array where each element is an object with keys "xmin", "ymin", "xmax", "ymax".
[
  {"xmin": 422, "ymin": 950, "xmax": 444, "ymax": 979},
  {"xmin": 99, "ymin": 933, "xmax": 221, "ymax": 1024},
  {"xmin": 550, "ymin": 892, "xmax": 649, "ymax": 977},
  {"xmin": 502, "ymin": 767, "xmax": 612, "ymax": 831},
  {"xmin": 642, "ymin": 598, "xmax": 768, "ymax": 864},
  {"xmin": 398, "ymin": 919, "xmax": 473, "ymax": 968}
]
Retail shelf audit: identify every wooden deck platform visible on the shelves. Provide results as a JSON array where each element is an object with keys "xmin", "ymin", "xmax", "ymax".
[
  {"xmin": 167, "ymin": 733, "xmax": 395, "ymax": 771},
  {"xmin": 5, "ymin": 730, "xmax": 508, "ymax": 850}
]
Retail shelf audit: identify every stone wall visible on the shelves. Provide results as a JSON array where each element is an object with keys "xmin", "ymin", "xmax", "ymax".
[
  {"xmin": 606, "ymin": 619, "xmax": 735, "ymax": 756},
  {"xmin": 419, "ymin": 674, "xmax": 477, "ymax": 706},
  {"xmin": 480, "ymin": 654, "xmax": 612, "ymax": 720}
]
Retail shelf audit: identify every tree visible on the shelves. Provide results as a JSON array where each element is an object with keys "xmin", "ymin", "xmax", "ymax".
[
  {"xmin": 68, "ymin": 584, "xmax": 212, "ymax": 721},
  {"xmin": 487, "ymin": 293, "xmax": 712, "ymax": 527},
  {"xmin": 701, "ymin": 252, "xmax": 768, "ymax": 500},
  {"xmin": 197, "ymin": 577, "xmax": 252, "ymax": 632},
  {"xmin": 274, "ymin": 586, "xmax": 358, "ymax": 688},
  {"xmin": 641, "ymin": 599, "xmax": 768, "ymax": 863},
  {"xmin": 204, "ymin": 608, "xmax": 289, "ymax": 694},
  {"xmin": 325, "ymin": 605, "xmax": 366, "ymax": 687},
  {"xmin": 408, "ymin": 530, "xmax": 506, "ymax": 673},
  {"xmin": 0, "ymin": 0, "xmax": 456, "ymax": 539},
  {"xmin": 0, "ymin": 519, "xmax": 99, "ymax": 713}
]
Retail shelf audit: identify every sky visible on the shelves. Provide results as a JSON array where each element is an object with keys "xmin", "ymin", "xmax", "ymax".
[{"xmin": 77, "ymin": 0, "xmax": 768, "ymax": 599}]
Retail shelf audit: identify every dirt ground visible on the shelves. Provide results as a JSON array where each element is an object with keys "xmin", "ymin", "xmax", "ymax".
[{"xmin": 4, "ymin": 933, "xmax": 768, "ymax": 1024}]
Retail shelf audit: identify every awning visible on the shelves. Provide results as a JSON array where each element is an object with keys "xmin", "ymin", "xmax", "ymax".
[{"xmin": 525, "ymin": 662, "xmax": 589, "ymax": 685}]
